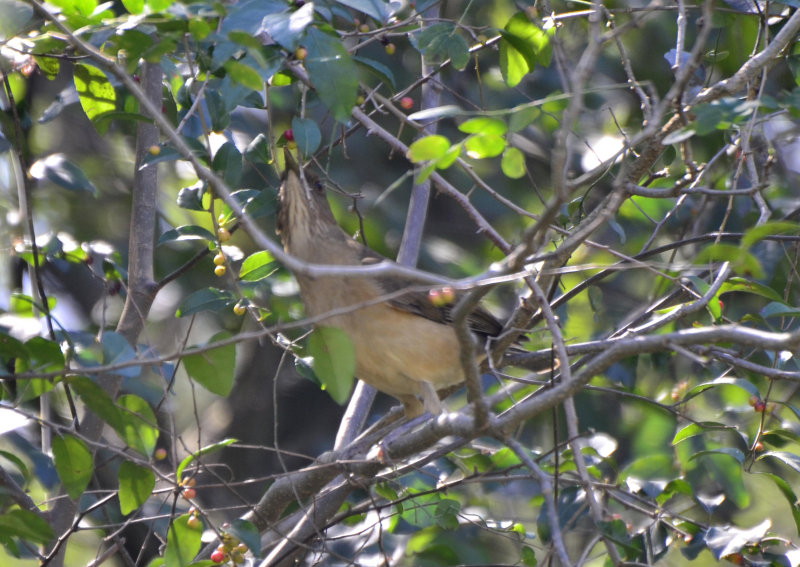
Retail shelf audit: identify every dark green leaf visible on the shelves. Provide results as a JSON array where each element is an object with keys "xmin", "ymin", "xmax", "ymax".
[
  {"xmin": 412, "ymin": 22, "xmax": 470, "ymax": 69},
  {"xmin": 158, "ymin": 225, "xmax": 216, "ymax": 246},
  {"xmin": 29, "ymin": 154, "xmax": 98, "ymax": 195},
  {"xmin": 240, "ymin": 251, "xmax": 276, "ymax": 281},
  {"xmin": 118, "ymin": 461, "xmax": 155, "ymax": 515},
  {"xmin": 694, "ymin": 243, "xmax": 764, "ymax": 278},
  {"xmin": 226, "ymin": 519, "xmax": 261, "ymax": 557},
  {"xmin": 245, "ymin": 133, "xmax": 271, "ymax": 165},
  {"xmin": 165, "ymin": 514, "xmax": 202, "ymax": 567},
  {"xmin": 0, "ymin": 509, "xmax": 54, "ymax": 545},
  {"xmin": 291, "ymin": 117, "xmax": 322, "ymax": 157},
  {"xmin": 260, "ymin": 2, "xmax": 313, "ymax": 50},
  {"xmin": 52, "ymin": 434, "xmax": 93, "ymax": 500},
  {"xmin": 305, "ymin": 27, "xmax": 359, "ymax": 123},
  {"xmin": 183, "ymin": 331, "xmax": 236, "ymax": 397},
  {"xmin": 0, "ymin": 0, "xmax": 33, "ymax": 41},
  {"xmin": 176, "ymin": 288, "xmax": 236, "ymax": 317},
  {"xmin": 335, "ymin": 0, "xmax": 389, "ymax": 22},
  {"xmin": 308, "ymin": 326, "xmax": 356, "ymax": 405},
  {"xmin": 434, "ymin": 499, "xmax": 461, "ymax": 530},
  {"xmin": 757, "ymin": 451, "xmax": 800, "ymax": 474},
  {"xmin": 353, "ymin": 55, "xmax": 395, "ymax": 89},
  {"xmin": 212, "ymin": 142, "xmax": 243, "ymax": 188}
]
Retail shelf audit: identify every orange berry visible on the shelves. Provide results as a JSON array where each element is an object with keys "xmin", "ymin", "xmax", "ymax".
[
  {"xmin": 154, "ymin": 448, "xmax": 167, "ymax": 460},
  {"xmin": 218, "ymin": 227, "xmax": 231, "ymax": 242},
  {"xmin": 148, "ymin": 145, "xmax": 161, "ymax": 155},
  {"xmin": 182, "ymin": 487, "xmax": 197, "ymax": 499},
  {"xmin": 400, "ymin": 96, "xmax": 413, "ymax": 110}
]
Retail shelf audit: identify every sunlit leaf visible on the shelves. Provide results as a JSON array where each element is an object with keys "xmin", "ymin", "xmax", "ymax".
[
  {"xmin": 73, "ymin": 64, "xmax": 116, "ymax": 122},
  {"xmin": 183, "ymin": 331, "xmax": 236, "ymax": 397},
  {"xmin": 308, "ymin": 326, "xmax": 356, "ymax": 405},
  {"xmin": 52, "ymin": 434, "xmax": 92, "ymax": 500},
  {"xmin": 118, "ymin": 461, "xmax": 155, "ymax": 515},
  {"xmin": 501, "ymin": 146, "xmax": 526, "ymax": 178},
  {"xmin": 165, "ymin": 514, "xmax": 202, "ymax": 567},
  {"xmin": 407, "ymin": 135, "xmax": 451, "ymax": 162},
  {"xmin": 239, "ymin": 251, "xmax": 276, "ymax": 281}
]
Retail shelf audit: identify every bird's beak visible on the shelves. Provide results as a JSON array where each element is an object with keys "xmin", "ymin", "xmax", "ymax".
[{"xmin": 283, "ymin": 147, "xmax": 300, "ymax": 176}]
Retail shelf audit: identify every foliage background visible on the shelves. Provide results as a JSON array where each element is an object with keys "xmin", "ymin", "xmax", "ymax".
[{"xmin": 2, "ymin": 0, "xmax": 800, "ymax": 566}]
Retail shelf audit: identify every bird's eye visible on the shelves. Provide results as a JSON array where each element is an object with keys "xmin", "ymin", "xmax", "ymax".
[{"xmin": 314, "ymin": 180, "xmax": 325, "ymax": 194}]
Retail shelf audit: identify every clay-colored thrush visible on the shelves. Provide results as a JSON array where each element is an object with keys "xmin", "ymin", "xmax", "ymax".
[{"xmin": 277, "ymin": 154, "xmax": 503, "ymax": 417}]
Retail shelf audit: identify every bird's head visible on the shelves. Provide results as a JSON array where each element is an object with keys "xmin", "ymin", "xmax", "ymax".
[{"xmin": 276, "ymin": 150, "xmax": 339, "ymax": 251}]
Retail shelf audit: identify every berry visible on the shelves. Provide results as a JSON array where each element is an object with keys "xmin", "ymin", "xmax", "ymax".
[
  {"xmin": 233, "ymin": 302, "xmax": 247, "ymax": 316},
  {"xmin": 218, "ymin": 227, "xmax": 231, "ymax": 242},
  {"xmin": 213, "ymin": 252, "xmax": 226, "ymax": 266},
  {"xmin": 284, "ymin": 129, "xmax": 294, "ymax": 141},
  {"xmin": 440, "ymin": 286, "xmax": 455, "ymax": 303},
  {"xmin": 183, "ymin": 477, "xmax": 197, "ymax": 487},
  {"xmin": 753, "ymin": 400, "xmax": 766, "ymax": 413},
  {"xmin": 400, "ymin": 96, "xmax": 413, "ymax": 110},
  {"xmin": 186, "ymin": 515, "xmax": 202, "ymax": 530},
  {"xmin": 154, "ymin": 448, "xmax": 167, "ymax": 460},
  {"xmin": 748, "ymin": 395, "xmax": 761, "ymax": 407},
  {"xmin": 214, "ymin": 265, "xmax": 227, "ymax": 277},
  {"xmin": 359, "ymin": 23, "xmax": 370, "ymax": 33},
  {"xmin": 210, "ymin": 550, "xmax": 226, "ymax": 563},
  {"xmin": 385, "ymin": 43, "xmax": 396, "ymax": 55},
  {"xmin": 148, "ymin": 145, "xmax": 161, "ymax": 155},
  {"xmin": 295, "ymin": 46, "xmax": 308, "ymax": 60},
  {"xmin": 182, "ymin": 487, "xmax": 197, "ymax": 499}
]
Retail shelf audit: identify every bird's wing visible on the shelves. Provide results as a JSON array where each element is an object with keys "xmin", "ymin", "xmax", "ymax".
[{"xmin": 357, "ymin": 249, "xmax": 504, "ymax": 339}]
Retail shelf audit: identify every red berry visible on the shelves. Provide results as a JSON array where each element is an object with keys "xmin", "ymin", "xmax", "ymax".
[
  {"xmin": 753, "ymin": 400, "xmax": 766, "ymax": 413},
  {"xmin": 211, "ymin": 550, "xmax": 226, "ymax": 563},
  {"xmin": 284, "ymin": 129, "xmax": 294, "ymax": 141},
  {"xmin": 400, "ymin": 97, "xmax": 413, "ymax": 110},
  {"xmin": 183, "ymin": 487, "xmax": 197, "ymax": 499}
]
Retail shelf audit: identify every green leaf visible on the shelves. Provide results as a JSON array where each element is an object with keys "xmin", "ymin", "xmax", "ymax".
[
  {"xmin": 69, "ymin": 376, "xmax": 124, "ymax": 434},
  {"xmin": 212, "ymin": 142, "xmax": 243, "ymax": 188},
  {"xmin": 291, "ymin": 117, "xmax": 322, "ymax": 157},
  {"xmin": 183, "ymin": 331, "xmax": 236, "ymax": 397},
  {"xmin": 499, "ymin": 36, "xmax": 529, "ymax": 88},
  {"xmin": 73, "ymin": 64, "xmax": 116, "ymax": 122},
  {"xmin": 176, "ymin": 438, "xmax": 237, "ymax": 481},
  {"xmin": 226, "ymin": 519, "xmax": 261, "ymax": 558},
  {"xmin": 464, "ymin": 133, "xmax": 507, "ymax": 158},
  {"xmin": 102, "ymin": 331, "xmax": 140, "ymax": 378},
  {"xmin": 121, "ymin": 0, "xmax": 144, "ymax": 14},
  {"xmin": 118, "ymin": 461, "xmax": 155, "ymax": 515},
  {"xmin": 0, "ymin": 0, "xmax": 33, "ymax": 41},
  {"xmin": 176, "ymin": 288, "xmax": 236, "ymax": 317},
  {"xmin": 308, "ymin": 326, "xmax": 356, "ymax": 405},
  {"xmin": 505, "ymin": 12, "xmax": 552, "ymax": 67},
  {"xmin": 157, "ymin": 225, "xmax": 216, "ymax": 246},
  {"xmin": 458, "ymin": 117, "xmax": 507, "ymax": 135},
  {"xmin": 762, "ymin": 473, "xmax": 800, "ymax": 535},
  {"xmin": 245, "ymin": 133, "xmax": 272, "ymax": 165},
  {"xmin": 260, "ymin": 2, "xmax": 313, "ymax": 50},
  {"xmin": 435, "ymin": 143, "xmax": 462, "ymax": 170},
  {"xmin": 434, "ymin": 499, "xmax": 461, "ymax": 530},
  {"xmin": 305, "ymin": 28, "xmax": 359, "ymax": 123},
  {"xmin": 239, "ymin": 251, "xmax": 276, "ymax": 281},
  {"xmin": 52, "ymin": 434, "xmax": 93, "ymax": 500},
  {"xmin": 501, "ymin": 147, "xmax": 526, "ymax": 178},
  {"xmin": 412, "ymin": 22, "xmax": 470, "ymax": 69},
  {"xmin": 740, "ymin": 221, "xmax": 800, "ymax": 249},
  {"xmin": 29, "ymin": 154, "xmax": 98, "ymax": 195},
  {"xmin": 719, "ymin": 277, "xmax": 784, "ymax": 303},
  {"xmin": 757, "ymin": 451, "xmax": 800, "ymax": 475},
  {"xmin": 165, "ymin": 514, "xmax": 202, "ymax": 567},
  {"xmin": 225, "ymin": 60, "xmax": 264, "ymax": 91},
  {"xmin": 672, "ymin": 423, "xmax": 706, "ymax": 445},
  {"xmin": 694, "ymin": 243, "xmax": 764, "ymax": 278},
  {"xmin": 353, "ymin": 55, "xmax": 395, "ymax": 89},
  {"xmin": 117, "ymin": 394, "xmax": 159, "ymax": 457},
  {"xmin": 407, "ymin": 135, "xmax": 451, "ymax": 162},
  {"xmin": 0, "ymin": 509, "xmax": 54, "ymax": 545},
  {"xmin": 335, "ymin": 0, "xmax": 389, "ymax": 22}
]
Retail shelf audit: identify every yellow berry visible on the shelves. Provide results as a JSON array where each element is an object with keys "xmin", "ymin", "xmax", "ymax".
[
  {"xmin": 154, "ymin": 448, "xmax": 167, "ymax": 460},
  {"xmin": 218, "ymin": 227, "xmax": 231, "ymax": 242},
  {"xmin": 385, "ymin": 43, "xmax": 396, "ymax": 55},
  {"xmin": 148, "ymin": 145, "xmax": 161, "ymax": 155},
  {"xmin": 233, "ymin": 302, "xmax": 247, "ymax": 316},
  {"xmin": 213, "ymin": 252, "xmax": 226, "ymax": 266},
  {"xmin": 214, "ymin": 265, "xmax": 226, "ymax": 277}
]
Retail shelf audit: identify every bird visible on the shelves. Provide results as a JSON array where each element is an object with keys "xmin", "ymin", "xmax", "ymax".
[{"xmin": 276, "ymin": 151, "xmax": 505, "ymax": 417}]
